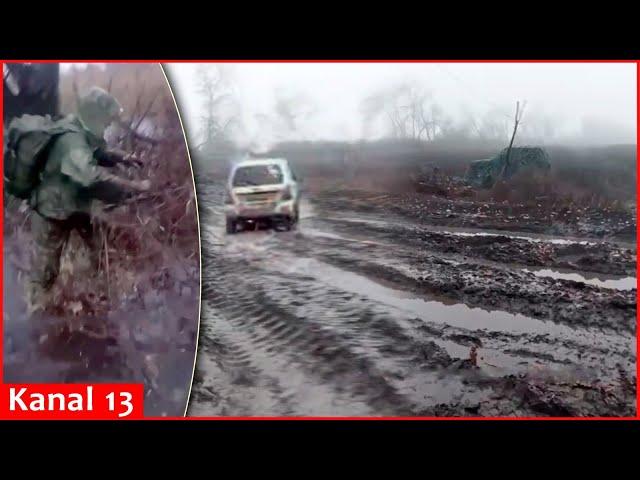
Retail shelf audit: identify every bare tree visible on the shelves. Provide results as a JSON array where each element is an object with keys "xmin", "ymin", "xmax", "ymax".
[
  {"xmin": 502, "ymin": 100, "xmax": 526, "ymax": 177},
  {"xmin": 195, "ymin": 65, "xmax": 240, "ymax": 150},
  {"xmin": 360, "ymin": 82, "xmax": 448, "ymax": 141}
]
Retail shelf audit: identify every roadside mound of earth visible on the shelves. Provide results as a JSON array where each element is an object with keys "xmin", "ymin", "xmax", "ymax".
[{"xmin": 312, "ymin": 186, "xmax": 636, "ymax": 242}]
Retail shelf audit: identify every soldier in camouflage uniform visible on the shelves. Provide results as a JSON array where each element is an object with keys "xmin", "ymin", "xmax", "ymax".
[{"xmin": 25, "ymin": 86, "xmax": 150, "ymax": 312}]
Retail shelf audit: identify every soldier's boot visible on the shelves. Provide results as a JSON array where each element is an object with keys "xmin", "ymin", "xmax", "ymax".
[{"xmin": 27, "ymin": 214, "xmax": 69, "ymax": 315}]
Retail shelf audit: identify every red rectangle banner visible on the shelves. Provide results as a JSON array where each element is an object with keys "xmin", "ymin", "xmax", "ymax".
[{"xmin": 0, "ymin": 384, "xmax": 144, "ymax": 419}]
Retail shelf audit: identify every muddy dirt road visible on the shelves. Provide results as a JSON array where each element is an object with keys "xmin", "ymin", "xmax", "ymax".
[{"xmin": 190, "ymin": 180, "xmax": 636, "ymax": 417}]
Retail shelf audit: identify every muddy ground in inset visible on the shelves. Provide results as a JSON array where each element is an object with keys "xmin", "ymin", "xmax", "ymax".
[
  {"xmin": 190, "ymin": 178, "xmax": 636, "ymax": 417},
  {"xmin": 3, "ymin": 233, "xmax": 199, "ymax": 416}
]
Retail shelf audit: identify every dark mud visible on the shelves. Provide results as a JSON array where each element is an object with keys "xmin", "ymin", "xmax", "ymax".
[
  {"xmin": 313, "ymin": 214, "xmax": 636, "ymax": 277},
  {"xmin": 190, "ymin": 181, "xmax": 636, "ymax": 417},
  {"xmin": 312, "ymin": 187, "xmax": 637, "ymax": 242},
  {"xmin": 3, "ymin": 235, "xmax": 199, "ymax": 417}
]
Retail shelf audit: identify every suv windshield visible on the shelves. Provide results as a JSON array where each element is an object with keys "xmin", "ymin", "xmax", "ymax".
[{"xmin": 233, "ymin": 164, "xmax": 283, "ymax": 187}]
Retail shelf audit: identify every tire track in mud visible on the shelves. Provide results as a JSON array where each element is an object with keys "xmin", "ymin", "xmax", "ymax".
[
  {"xmin": 197, "ymin": 251, "xmax": 416, "ymax": 415},
  {"xmin": 203, "ymin": 262, "xmax": 418, "ymax": 414},
  {"xmin": 226, "ymin": 268, "xmax": 475, "ymax": 408},
  {"xmin": 190, "ymin": 314, "xmax": 297, "ymax": 416}
]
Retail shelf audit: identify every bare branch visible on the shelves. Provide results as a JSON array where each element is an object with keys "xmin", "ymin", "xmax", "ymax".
[{"xmin": 133, "ymin": 88, "xmax": 161, "ymax": 132}]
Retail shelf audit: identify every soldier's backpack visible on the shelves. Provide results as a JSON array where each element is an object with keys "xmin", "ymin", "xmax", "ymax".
[{"xmin": 4, "ymin": 114, "xmax": 82, "ymax": 199}]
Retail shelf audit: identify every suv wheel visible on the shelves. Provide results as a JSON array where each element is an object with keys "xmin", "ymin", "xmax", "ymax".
[
  {"xmin": 226, "ymin": 219, "xmax": 236, "ymax": 234},
  {"xmin": 274, "ymin": 217, "xmax": 292, "ymax": 232}
]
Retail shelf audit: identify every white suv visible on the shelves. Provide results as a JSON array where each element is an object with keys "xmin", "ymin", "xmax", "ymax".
[{"xmin": 224, "ymin": 157, "xmax": 300, "ymax": 234}]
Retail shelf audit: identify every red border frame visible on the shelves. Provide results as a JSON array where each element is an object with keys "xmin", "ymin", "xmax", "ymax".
[{"xmin": 0, "ymin": 59, "xmax": 638, "ymax": 421}]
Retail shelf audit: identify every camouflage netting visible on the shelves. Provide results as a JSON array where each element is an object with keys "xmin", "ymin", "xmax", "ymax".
[{"xmin": 466, "ymin": 146, "xmax": 551, "ymax": 188}]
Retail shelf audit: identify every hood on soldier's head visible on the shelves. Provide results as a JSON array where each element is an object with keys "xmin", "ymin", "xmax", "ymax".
[{"xmin": 77, "ymin": 87, "xmax": 124, "ymax": 138}]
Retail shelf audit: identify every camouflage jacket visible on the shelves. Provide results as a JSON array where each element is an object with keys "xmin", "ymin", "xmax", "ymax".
[{"xmin": 30, "ymin": 117, "xmax": 135, "ymax": 220}]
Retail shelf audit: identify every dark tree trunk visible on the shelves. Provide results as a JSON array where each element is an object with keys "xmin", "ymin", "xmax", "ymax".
[{"xmin": 3, "ymin": 63, "xmax": 60, "ymax": 123}]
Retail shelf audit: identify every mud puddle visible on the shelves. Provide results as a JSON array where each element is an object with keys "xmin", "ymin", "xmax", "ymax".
[
  {"xmin": 303, "ymin": 228, "xmax": 388, "ymax": 247},
  {"xmin": 268, "ymin": 256, "xmax": 632, "ymax": 350},
  {"xmin": 523, "ymin": 268, "xmax": 637, "ymax": 291}
]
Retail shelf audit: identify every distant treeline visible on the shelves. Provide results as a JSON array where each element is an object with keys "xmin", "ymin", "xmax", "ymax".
[{"xmin": 193, "ymin": 138, "xmax": 636, "ymax": 203}]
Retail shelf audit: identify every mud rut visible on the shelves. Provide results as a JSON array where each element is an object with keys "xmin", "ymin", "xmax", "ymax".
[{"xmin": 189, "ymin": 182, "xmax": 636, "ymax": 417}]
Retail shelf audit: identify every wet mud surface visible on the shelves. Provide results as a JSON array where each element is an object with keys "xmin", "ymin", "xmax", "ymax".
[
  {"xmin": 190, "ymin": 180, "xmax": 636, "ymax": 417},
  {"xmin": 313, "ymin": 187, "xmax": 637, "ymax": 242}
]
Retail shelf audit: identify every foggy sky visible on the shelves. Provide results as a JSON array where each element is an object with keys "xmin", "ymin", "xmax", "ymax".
[{"xmin": 165, "ymin": 63, "xmax": 637, "ymax": 148}]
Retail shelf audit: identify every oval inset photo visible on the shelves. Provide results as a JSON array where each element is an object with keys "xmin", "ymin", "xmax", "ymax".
[{"xmin": 3, "ymin": 63, "xmax": 200, "ymax": 417}]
